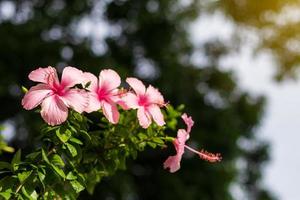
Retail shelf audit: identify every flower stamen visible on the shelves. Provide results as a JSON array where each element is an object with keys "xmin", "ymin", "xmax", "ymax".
[{"xmin": 184, "ymin": 145, "xmax": 222, "ymax": 163}]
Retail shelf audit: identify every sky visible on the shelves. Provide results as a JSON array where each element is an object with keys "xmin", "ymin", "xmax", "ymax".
[{"xmin": 190, "ymin": 11, "xmax": 300, "ymax": 200}]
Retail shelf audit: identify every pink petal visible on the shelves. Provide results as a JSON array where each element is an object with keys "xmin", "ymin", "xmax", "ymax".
[
  {"xmin": 28, "ymin": 66, "xmax": 59, "ymax": 85},
  {"xmin": 163, "ymin": 155, "xmax": 181, "ymax": 173},
  {"xmin": 126, "ymin": 78, "xmax": 146, "ymax": 95},
  {"xmin": 181, "ymin": 113, "xmax": 194, "ymax": 133},
  {"xmin": 99, "ymin": 69, "xmax": 121, "ymax": 91},
  {"xmin": 41, "ymin": 95, "xmax": 68, "ymax": 126},
  {"xmin": 116, "ymin": 98, "xmax": 130, "ymax": 110},
  {"xmin": 177, "ymin": 129, "xmax": 190, "ymax": 147},
  {"xmin": 85, "ymin": 92, "xmax": 101, "ymax": 113},
  {"xmin": 108, "ymin": 90, "xmax": 130, "ymax": 110},
  {"xmin": 101, "ymin": 101, "xmax": 119, "ymax": 124},
  {"xmin": 146, "ymin": 85, "xmax": 164, "ymax": 105},
  {"xmin": 84, "ymin": 72, "xmax": 98, "ymax": 92},
  {"xmin": 22, "ymin": 84, "xmax": 52, "ymax": 110},
  {"xmin": 147, "ymin": 105, "xmax": 165, "ymax": 126},
  {"xmin": 121, "ymin": 92, "xmax": 139, "ymax": 109},
  {"xmin": 164, "ymin": 129, "xmax": 188, "ymax": 173},
  {"xmin": 61, "ymin": 66, "xmax": 85, "ymax": 88},
  {"xmin": 61, "ymin": 89, "xmax": 89, "ymax": 113},
  {"xmin": 108, "ymin": 89, "xmax": 122, "ymax": 102},
  {"xmin": 137, "ymin": 107, "xmax": 151, "ymax": 128}
]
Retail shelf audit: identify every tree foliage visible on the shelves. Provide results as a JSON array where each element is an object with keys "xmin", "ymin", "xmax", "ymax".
[{"xmin": 0, "ymin": 104, "xmax": 186, "ymax": 199}]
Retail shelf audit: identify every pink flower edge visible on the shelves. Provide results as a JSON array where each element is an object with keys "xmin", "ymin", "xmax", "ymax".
[
  {"xmin": 164, "ymin": 113, "xmax": 221, "ymax": 173},
  {"xmin": 22, "ymin": 66, "xmax": 88, "ymax": 126}
]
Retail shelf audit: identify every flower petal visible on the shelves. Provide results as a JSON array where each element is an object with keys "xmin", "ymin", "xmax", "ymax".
[
  {"xmin": 121, "ymin": 92, "xmax": 139, "ymax": 109},
  {"xmin": 61, "ymin": 66, "xmax": 85, "ymax": 88},
  {"xmin": 28, "ymin": 66, "xmax": 59, "ymax": 85},
  {"xmin": 164, "ymin": 129, "xmax": 188, "ymax": 173},
  {"xmin": 137, "ymin": 107, "xmax": 151, "ymax": 128},
  {"xmin": 22, "ymin": 84, "xmax": 52, "ymax": 110},
  {"xmin": 126, "ymin": 77, "xmax": 146, "ymax": 95},
  {"xmin": 84, "ymin": 72, "xmax": 98, "ymax": 92},
  {"xmin": 177, "ymin": 129, "xmax": 189, "ymax": 147},
  {"xmin": 116, "ymin": 98, "xmax": 130, "ymax": 110},
  {"xmin": 101, "ymin": 101, "xmax": 119, "ymax": 124},
  {"xmin": 41, "ymin": 95, "xmax": 68, "ymax": 126},
  {"xmin": 108, "ymin": 90, "xmax": 131, "ymax": 110},
  {"xmin": 181, "ymin": 113, "xmax": 194, "ymax": 134},
  {"xmin": 99, "ymin": 69, "xmax": 121, "ymax": 91},
  {"xmin": 147, "ymin": 105, "xmax": 165, "ymax": 126},
  {"xmin": 163, "ymin": 155, "xmax": 181, "ymax": 173},
  {"xmin": 146, "ymin": 85, "xmax": 164, "ymax": 105},
  {"xmin": 85, "ymin": 92, "xmax": 101, "ymax": 113},
  {"xmin": 61, "ymin": 89, "xmax": 88, "ymax": 113}
]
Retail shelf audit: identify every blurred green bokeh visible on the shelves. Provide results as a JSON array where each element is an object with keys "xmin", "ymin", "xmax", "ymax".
[{"xmin": 2, "ymin": 0, "xmax": 298, "ymax": 199}]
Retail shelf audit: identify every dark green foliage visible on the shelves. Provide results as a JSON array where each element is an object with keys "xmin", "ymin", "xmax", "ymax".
[{"xmin": 0, "ymin": 108, "xmax": 181, "ymax": 199}]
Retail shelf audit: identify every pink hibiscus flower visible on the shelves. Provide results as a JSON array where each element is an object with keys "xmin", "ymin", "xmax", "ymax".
[
  {"xmin": 164, "ymin": 113, "xmax": 221, "ymax": 173},
  {"xmin": 22, "ymin": 66, "xmax": 88, "ymax": 126},
  {"xmin": 84, "ymin": 69, "xmax": 124, "ymax": 124},
  {"xmin": 122, "ymin": 77, "xmax": 165, "ymax": 128}
]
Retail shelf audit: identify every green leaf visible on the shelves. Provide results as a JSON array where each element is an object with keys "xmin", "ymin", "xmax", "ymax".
[
  {"xmin": 79, "ymin": 130, "xmax": 91, "ymax": 140},
  {"xmin": 165, "ymin": 136, "xmax": 175, "ymax": 142},
  {"xmin": 152, "ymin": 138, "xmax": 164, "ymax": 145},
  {"xmin": 21, "ymin": 186, "xmax": 38, "ymax": 200},
  {"xmin": 50, "ymin": 154, "xmax": 65, "ymax": 167},
  {"xmin": 0, "ymin": 176, "xmax": 17, "ymax": 191},
  {"xmin": 2, "ymin": 146, "xmax": 14, "ymax": 153},
  {"xmin": 70, "ymin": 180, "xmax": 85, "ymax": 193},
  {"xmin": 138, "ymin": 142, "xmax": 146, "ymax": 150},
  {"xmin": 0, "ymin": 188, "xmax": 12, "ymax": 199},
  {"xmin": 73, "ymin": 112, "xmax": 83, "ymax": 122},
  {"xmin": 66, "ymin": 172, "xmax": 77, "ymax": 180},
  {"xmin": 68, "ymin": 125, "xmax": 78, "ymax": 133},
  {"xmin": 41, "ymin": 149, "xmax": 50, "ymax": 164},
  {"xmin": 51, "ymin": 164, "xmax": 65, "ymax": 179},
  {"xmin": 70, "ymin": 137, "xmax": 83, "ymax": 145},
  {"xmin": 177, "ymin": 104, "xmax": 185, "ymax": 111},
  {"xmin": 167, "ymin": 119, "xmax": 177, "ymax": 130},
  {"xmin": 21, "ymin": 186, "xmax": 31, "ymax": 199},
  {"xmin": 56, "ymin": 128, "xmax": 72, "ymax": 143},
  {"xmin": 17, "ymin": 170, "xmax": 32, "ymax": 183},
  {"xmin": 11, "ymin": 149, "xmax": 21, "ymax": 171},
  {"xmin": 138, "ymin": 133, "xmax": 147, "ymax": 140},
  {"xmin": 0, "ymin": 162, "xmax": 11, "ymax": 170},
  {"xmin": 41, "ymin": 126, "xmax": 59, "ymax": 134},
  {"xmin": 86, "ymin": 170, "xmax": 102, "ymax": 194},
  {"xmin": 37, "ymin": 171, "xmax": 45, "ymax": 189},
  {"xmin": 25, "ymin": 152, "xmax": 40, "ymax": 160},
  {"xmin": 66, "ymin": 143, "xmax": 77, "ymax": 157},
  {"xmin": 30, "ymin": 190, "xmax": 38, "ymax": 200},
  {"xmin": 77, "ymin": 173, "xmax": 86, "ymax": 182},
  {"xmin": 147, "ymin": 142, "xmax": 157, "ymax": 148}
]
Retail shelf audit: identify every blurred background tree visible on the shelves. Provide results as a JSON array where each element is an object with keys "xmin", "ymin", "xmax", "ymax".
[{"xmin": 2, "ymin": 0, "xmax": 299, "ymax": 199}]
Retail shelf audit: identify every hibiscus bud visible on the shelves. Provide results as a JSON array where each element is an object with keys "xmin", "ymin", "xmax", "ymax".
[{"xmin": 21, "ymin": 86, "xmax": 28, "ymax": 94}]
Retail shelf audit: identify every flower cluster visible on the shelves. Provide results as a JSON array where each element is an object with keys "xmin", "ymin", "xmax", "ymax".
[
  {"xmin": 22, "ymin": 66, "xmax": 166, "ymax": 128},
  {"xmin": 22, "ymin": 66, "xmax": 221, "ymax": 173}
]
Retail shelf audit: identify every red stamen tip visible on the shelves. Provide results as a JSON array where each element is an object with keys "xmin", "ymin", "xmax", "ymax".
[{"xmin": 198, "ymin": 150, "xmax": 222, "ymax": 163}]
